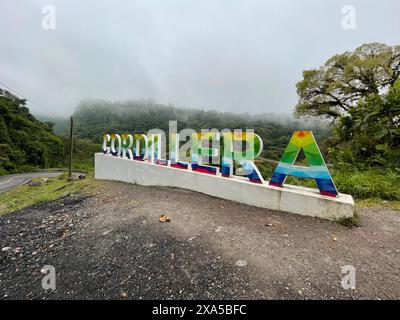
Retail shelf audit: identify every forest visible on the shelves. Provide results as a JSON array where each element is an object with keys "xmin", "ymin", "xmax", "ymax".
[{"xmin": 70, "ymin": 99, "xmax": 330, "ymax": 160}]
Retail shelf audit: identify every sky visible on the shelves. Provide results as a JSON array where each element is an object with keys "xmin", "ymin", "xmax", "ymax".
[{"xmin": 0, "ymin": 0, "xmax": 399, "ymax": 118}]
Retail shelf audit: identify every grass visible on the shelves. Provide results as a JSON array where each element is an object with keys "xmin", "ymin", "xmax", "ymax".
[
  {"xmin": 355, "ymin": 198, "xmax": 400, "ymax": 210},
  {"xmin": 0, "ymin": 172, "xmax": 100, "ymax": 216},
  {"xmin": 292, "ymin": 170, "xmax": 400, "ymax": 209},
  {"xmin": 337, "ymin": 212, "xmax": 360, "ymax": 227},
  {"xmin": 334, "ymin": 170, "xmax": 400, "ymax": 201}
]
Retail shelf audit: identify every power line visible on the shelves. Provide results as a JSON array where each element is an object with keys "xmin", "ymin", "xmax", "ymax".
[{"xmin": 0, "ymin": 80, "xmax": 65, "ymax": 120}]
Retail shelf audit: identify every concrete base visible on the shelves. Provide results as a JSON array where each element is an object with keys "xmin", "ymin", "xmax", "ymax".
[{"xmin": 95, "ymin": 153, "xmax": 354, "ymax": 221}]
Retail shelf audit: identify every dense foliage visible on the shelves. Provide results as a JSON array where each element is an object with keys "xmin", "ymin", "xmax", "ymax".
[
  {"xmin": 331, "ymin": 82, "xmax": 400, "ymax": 168},
  {"xmin": 0, "ymin": 89, "xmax": 64, "ymax": 174}
]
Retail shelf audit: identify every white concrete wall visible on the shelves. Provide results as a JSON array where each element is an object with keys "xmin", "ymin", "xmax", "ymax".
[{"xmin": 95, "ymin": 153, "xmax": 354, "ymax": 221}]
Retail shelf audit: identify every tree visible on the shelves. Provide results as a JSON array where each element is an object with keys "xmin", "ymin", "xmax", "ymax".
[
  {"xmin": 0, "ymin": 115, "xmax": 11, "ymax": 144},
  {"xmin": 294, "ymin": 43, "xmax": 400, "ymax": 120},
  {"xmin": 333, "ymin": 80, "xmax": 400, "ymax": 166},
  {"xmin": 0, "ymin": 89, "xmax": 65, "ymax": 173}
]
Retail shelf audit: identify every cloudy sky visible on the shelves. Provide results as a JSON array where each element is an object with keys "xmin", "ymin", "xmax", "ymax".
[{"xmin": 0, "ymin": 0, "xmax": 399, "ymax": 117}]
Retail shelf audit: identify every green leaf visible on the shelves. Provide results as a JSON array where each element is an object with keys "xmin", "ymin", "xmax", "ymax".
[
  {"xmin": 375, "ymin": 144, "xmax": 387, "ymax": 151},
  {"xmin": 374, "ymin": 129, "xmax": 388, "ymax": 140}
]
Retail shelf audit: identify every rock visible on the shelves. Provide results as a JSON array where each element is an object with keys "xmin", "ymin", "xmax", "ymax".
[
  {"xmin": 235, "ymin": 260, "xmax": 247, "ymax": 267},
  {"xmin": 102, "ymin": 229, "xmax": 112, "ymax": 236},
  {"xmin": 29, "ymin": 181, "xmax": 42, "ymax": 187},
  {"xmin": 1, "ymin": 247, "xmax": 11, "ymax": 252}
]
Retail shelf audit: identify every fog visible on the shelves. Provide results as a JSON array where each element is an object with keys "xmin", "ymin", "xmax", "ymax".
[{"xmin": 0, "ymin": 0, "xmax": 399, "ymax": 118}]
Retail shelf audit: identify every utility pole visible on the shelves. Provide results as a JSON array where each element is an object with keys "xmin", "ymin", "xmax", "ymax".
[{"xmin": 68, "ymin": 116, "xmax": 73, "ymax": 180}]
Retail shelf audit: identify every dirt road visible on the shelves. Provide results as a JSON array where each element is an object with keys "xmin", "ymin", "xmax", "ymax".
[{"xmin": 1, "ymin": 180, "xmax": 399, "ymax": 299}]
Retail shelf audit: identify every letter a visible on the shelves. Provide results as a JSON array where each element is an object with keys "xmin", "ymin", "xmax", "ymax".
[
  {"xmin": 269, "ymin": 131, "xmax": 338, "ymax": 197},
  {"xmin": 41, "ymin": 265, "xmax": 56, "ymax": 290}
]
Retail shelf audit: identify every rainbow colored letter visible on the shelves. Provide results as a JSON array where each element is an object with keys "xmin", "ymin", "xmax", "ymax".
[{"xmin": 269, "ymin": 131, "xmax": 338, "ymax": 197}]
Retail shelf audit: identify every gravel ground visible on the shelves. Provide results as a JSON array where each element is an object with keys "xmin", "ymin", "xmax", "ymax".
[{"xmin": 0, "ymin": 180, "xmax": 399, "ymax": 299}]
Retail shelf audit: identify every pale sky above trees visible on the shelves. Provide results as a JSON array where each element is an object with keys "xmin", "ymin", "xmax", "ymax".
[{"xmin": 0, "ymin": 0, "xmax": 399, "ymax": 117}]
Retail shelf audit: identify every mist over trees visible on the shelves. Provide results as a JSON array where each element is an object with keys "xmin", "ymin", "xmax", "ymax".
[{"xmin": 69, "ymin": 99, "xmax": 330, "ymax": 161}]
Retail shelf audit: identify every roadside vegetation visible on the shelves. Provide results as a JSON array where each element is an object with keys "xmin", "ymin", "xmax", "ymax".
[{"xmin": 0, "ymin": 173, "xmax": 100, "ymax": 216}]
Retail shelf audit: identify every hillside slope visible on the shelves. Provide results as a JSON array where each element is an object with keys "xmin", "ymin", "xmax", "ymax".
[{"xmin": 0, "ymin": 89, "xmax": 64, "ymax": 174}]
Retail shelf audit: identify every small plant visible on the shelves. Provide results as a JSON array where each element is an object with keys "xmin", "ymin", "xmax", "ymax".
[{"xmin": 337, "ymin": 212, "xmax": 360, "ymax": 228}]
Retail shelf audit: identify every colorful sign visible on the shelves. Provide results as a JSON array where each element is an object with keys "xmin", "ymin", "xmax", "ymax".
[{"xmin": 102, "ymin": 123, "xmax": 338, "ymax": 197}]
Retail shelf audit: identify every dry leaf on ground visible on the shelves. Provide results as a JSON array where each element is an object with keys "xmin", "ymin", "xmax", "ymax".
[{"xmin": 159, "ymin": 215, "xmax": 170, "ymax": 222}]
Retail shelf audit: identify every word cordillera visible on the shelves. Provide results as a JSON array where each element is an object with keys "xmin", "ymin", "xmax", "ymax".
[{"xmin": 102, "ymin": 121, "xmax": 339, "ymax": 197}]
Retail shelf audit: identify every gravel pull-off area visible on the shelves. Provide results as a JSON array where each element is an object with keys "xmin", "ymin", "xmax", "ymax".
[{"xmin": 1, "ymin": 181, "xmax": 399, "ymax": 299}]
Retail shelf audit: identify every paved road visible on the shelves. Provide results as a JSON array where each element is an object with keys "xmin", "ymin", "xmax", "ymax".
[{"xmin": 0, "ymin": 171, "xmax": 64, "ymax": 193}]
